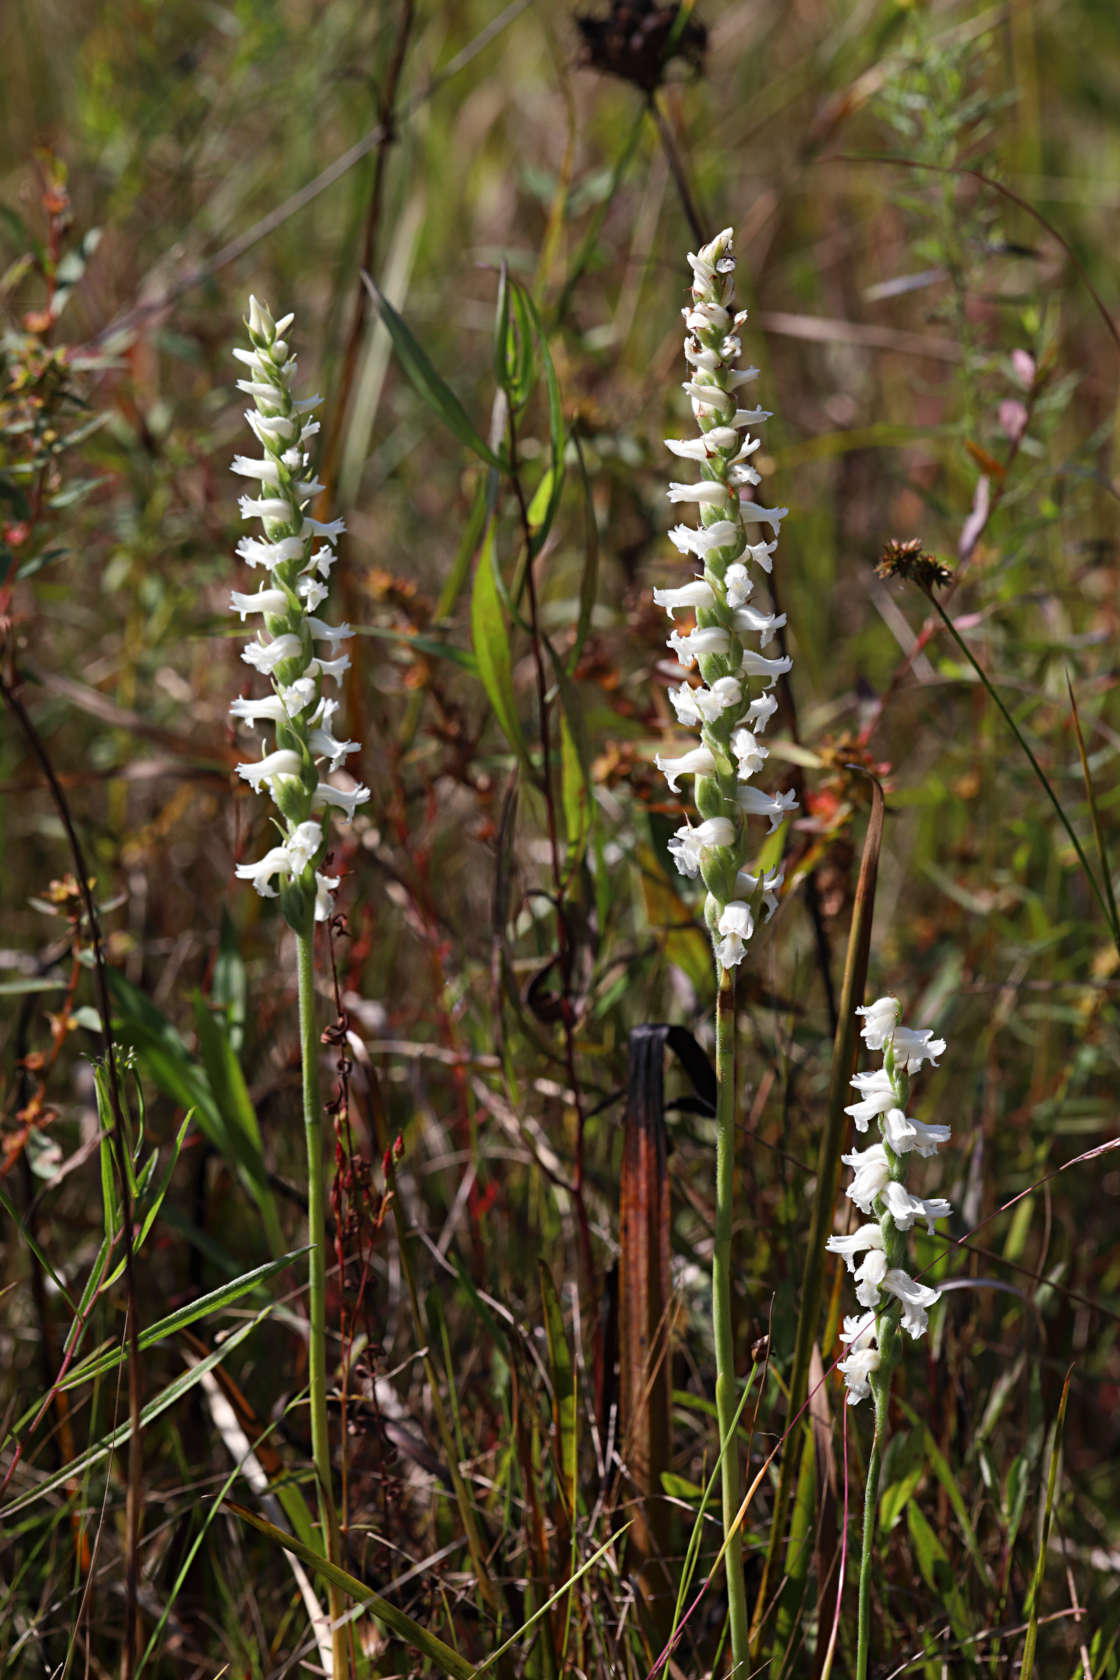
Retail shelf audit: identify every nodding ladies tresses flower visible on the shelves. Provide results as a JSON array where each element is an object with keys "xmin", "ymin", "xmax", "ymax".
[
  {"xmin": 831, "ymin": 997, "xmax": 953, "ymax": 1404},
  {"xmin": 230, "ymin": 296, "xmax": 368, "ymax": 925},
  {"xmin": 654, "ymin": 229, "xmax": 796, "ymax": 970}
]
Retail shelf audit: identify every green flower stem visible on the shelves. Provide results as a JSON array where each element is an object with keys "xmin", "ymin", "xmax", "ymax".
[
  {"xmin": 296, "ymin": 910, "xmax": 347, "ymax": 1674},
  {"xmin": 856, "ymin": 1375, "xmax": 887, "ymax": 1680},
  {"xmin": 713, "ymin": 963, "xmax": 749, "ymax": 1670}
]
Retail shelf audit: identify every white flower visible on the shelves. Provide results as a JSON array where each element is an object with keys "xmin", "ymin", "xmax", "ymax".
[
  {"xmin": 314, "ymin": 871, "xmax": 341, "ymax": 921},
  {"xmin": 881, "ymin": 1269, "xmax": 941, "ymax": 1338},
  {"xmin": 745, "ymin": 692, "xmax": 779, "ymax": 731},
  {"xmin": 667, "ymin": 816, "xmax": 735, "ymax": 879},
  {"xmin": 313, "ymin": 781, "xmax": 369, "ymax": 821},
  {"xmin": 880, "ymin": 1181, "xmax": 952, "ymax": 1236},
  {"xmin": 715, "ymin": 901, "xmax": 754, "ymax": 969},
  {"xmin": 236, "ymin": 534, "xmax": 307, "ymax": 570},
  {"xmin": 229, "ymin": 693, "xmax": 288, "ymax": 729},
  {"xmin": 890, "ymin": 1025, "xmax": 948, "ymax": 1073},
  {"xmin": 731, "ymin": 727, "xmax": 768, "ymax": 779},
  {"xmin": 738, "ymin": 647, "xmax": 793, "ymax": 687},
  {"xmin": 880, "ymin": 1107, "xmax": 952, "ymax": 1158},
  {"xmin": 667, "ymin": 520, "xmax": 743, "ymax": 560},
  {"xmin": 854, "ymin": 1248, "xmax": 889, "ymax": 1309},
  {"xmin": 839, "ymin": 1311, "xmax": 878, "ymax": 1349},
  {"xmin": 856, "ymin": 996, "xmax": 902, "ymax": 1047},
  {"xmin": 844, "ymin": 1068, "xmax": 897, "ymax": 1132},
  {"xmin": 230, "ymin": 586, "xmax": 289, "ymax": 621},
  {"xmin": 235, "ymin": 845, "xmax": 296, "ymax": 898},
  {"xmin": 230, "ymin": 298, "xmax": 368, "ymax": 924},
  {"xmin": 734, "ymin": 864, "xmax": 783, "ymax": 921},
  {"xmin": 667, "ymin": 480, "xmax": 731, "ymax": 507},
  {"xmin": 242, "ymin": 634, "xmax": 302, "ymax": 674},
  {"xmin": 236, "ymin": 748, "xmax": 302, "ymax": 791},
  {"xmin": 723, "ymin": 563, "xmax": 753, "ymax": 607},
  {"xmin": 655, "ymin": 229, "xmax": 790, "ymax": 962},
  {"xmin": 655, "ymin": 744, "xmax": 717, "ymax": 793},
  {"xmin": 653, "ymin": 577, "xmax": 716, "ymax": 617},
  {"xmin": 731, "ymin": 603, "xmax": 785, "ymax": 646},
  {"xmin": 667, "ymin": 625, "xmax": 732, "ymax": 667},
  {"xmin": 670, "ymin": 677, "xmax": 743, "ymax": 727},
  {"xmin": 837, "ymin": 1339, "xmax": 881, "ymax": 1405},
  {"xmin": 858, "ymin": 996, "xmax": 946, "ymax": 1070},
  {"xmin": 285, "ymin": 820, "xmax": 325, "ymax": 873},
  {"xmin": 826, "ymin": 1222, "xmax": 885, "ymax": 1273},
  {"xmin": 841, "ymin": 1143, "xmax": 891, "ymax": 1215},
  {"xmin": 738, "ymin": 784, "xmax": 798, "ymax": 833}
]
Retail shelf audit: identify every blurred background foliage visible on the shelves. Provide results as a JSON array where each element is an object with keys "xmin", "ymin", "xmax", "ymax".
[{"xmin": 2, "ymin": 0, "xmax": 1120, "ymax": 1673}]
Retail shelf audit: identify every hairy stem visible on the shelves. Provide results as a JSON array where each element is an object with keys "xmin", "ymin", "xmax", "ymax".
[
  {"xmin": 857, "ymin": 1374, "xmax": 889, "ymax": 1680},
  {"xmin": 296, "ymin": 914, "xmax": 347, "ymax": 1676},
  {"xmin": 713, "ymin": 964, "xmax": 749, "ymax": 1669}
]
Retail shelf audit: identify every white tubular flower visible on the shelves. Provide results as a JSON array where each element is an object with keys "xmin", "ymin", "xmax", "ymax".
[
  {"xmin": 854, "ymin": 1249, "xmax": 889, "ymax": 1309},
  {"xmin": 655, "ymin": 744, "xmax": 718, "ymax": 793},
  {"xmin": 881, "ymin": 1107, "xmax": 952, "ymax": 1158},
  {"xmin": 653, "ymin": 578, "xmax": 717, "ymax": 617},
  {"xmin": 667, "ymin": 816, "xmax": 736, "ymax": 880},
  {"xmin": 844, "ymin": 1068, "xmax": 897, "ymax": 1132},
  {"xmin": 837, "ymin": 1338, "xmax": 881, "ymax": 1406},
  {"xmin": 881, "ymin": 1269, "xmax": 941, "ymax": 1339},
  {"xmin": 857, "ymin": 995, "xmax": 946, "ymax": 1071},
  {"xmin": 826, "ymin": 1222, "xmax": 885, "ymax": 1273},
  {"xmin": 654, "ymin": 229, "xmax": 795, "ymax": 969},
  {"xmin": 715, "ymin": 901, "xmax": 754, "ymax": 969},
  {"xmin": 842, "ymin": 1142, "xmax": 891, "ymax": 1215},
  {"xmin": 833, "ymin": 996, "xmax": 953, "ymax": 1401},
  {"xmin": 880, "ymin": 1181, "xmax": 953, "ymax": 1235},
  {"xmin": 229, "ymin": 296, "xmax": 368, "ymax": 926}
]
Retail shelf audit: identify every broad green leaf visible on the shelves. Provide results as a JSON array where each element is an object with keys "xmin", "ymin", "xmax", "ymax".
[
  {"xmin": 362, "ymin": 270, "xmax": 506, "ymax": 472},
  {"xmin": 471, "ymin": 519, "xmax": 533, "ymax": 775},
  {"xmin": 906, "ymin": 1502, "xmax": 969, "ymax": 1640},
  {"xmin": 547, "ymin": 649, "xmax": 592, "ymax": 868}
]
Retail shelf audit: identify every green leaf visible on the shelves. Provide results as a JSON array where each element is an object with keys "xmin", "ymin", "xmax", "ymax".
[
  {"xmin": 362, "ymin": 270, "xmax": 507, "ymax": 472},
  {"xmin": 906, "ymin": 1501, "xmax": 969, "ymax": 1640},
  {"xmin": 494, "ymin": 262, "xmax": 535, "ymax": 411},
  {"xmin": 192, "ymin": 993, "xmax": 285, "ymax": 1256},
  {"xmin": 568, "ymin": 433, "xmax": 599, "ymax": 670},
  {"xmin": 539, "ymin": 1263, "xmax": 577, "ymax": 1524},
  {"xmin": 1022, "ymin": 1370, "xmax": 1072, "ymax": 1680},
  {"xmin": 57, "ymin": 1248, "xmax": 306, "ymax": 1395},
  {"xmin": 511, "ymin": 281, "xmax": 565, "ymax": 555},
  {"xmin": 1, "ymin": 1311, "xmax": 271, "ymax": 1519},
  {"xmin": 227, "ymin": 1503, "xmax": 476, "ymax": 1679},
  {"xmin": 213, "ymin": 910, "xmax": 248, "ymax": 1053},
  {"xmin": 547, "ymin": 648, "xmax": 592, "ymax": 868},
  {"xmin": 471, "ymin": 518, "xmax": 534, "ymax": 775}
]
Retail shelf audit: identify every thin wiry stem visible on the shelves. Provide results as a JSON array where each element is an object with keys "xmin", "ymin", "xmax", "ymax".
[{"xmin": 713, "ymin": 963, "xmax": 749, "ymax": 1667}]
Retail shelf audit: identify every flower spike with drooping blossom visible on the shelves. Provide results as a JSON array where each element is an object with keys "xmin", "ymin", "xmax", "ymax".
[
  {"xmin": 230, "ymin": 297, "xmax": 368, "ymax": 926},
  {"xmin": 829, "ymin": 996, "xmax": 952, "ymax": 1404},
  {"xmin": 653, "ymin": 229, "xmax": 796, "ymax": 967}
]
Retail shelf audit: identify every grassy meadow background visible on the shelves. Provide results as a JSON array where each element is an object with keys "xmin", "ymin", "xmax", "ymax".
[{"xmin": 2, "ymin": 0, "xmax": 1120, "ymax": 1673}]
